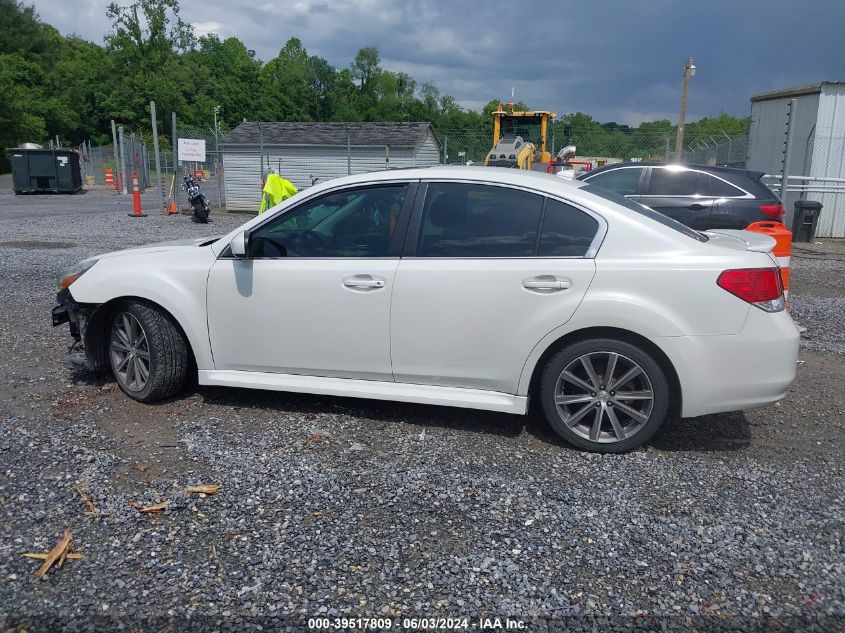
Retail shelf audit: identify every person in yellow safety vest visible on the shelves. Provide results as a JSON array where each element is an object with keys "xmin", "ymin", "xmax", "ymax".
[{"xmin": 258, "ymin": 172, "xmax": 298, "ymax": 214}]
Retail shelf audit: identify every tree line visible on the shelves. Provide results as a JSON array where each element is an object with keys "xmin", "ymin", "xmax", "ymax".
[{"xmin": 0, "ymin": 0, "xmax": 749, "ymax": 171}]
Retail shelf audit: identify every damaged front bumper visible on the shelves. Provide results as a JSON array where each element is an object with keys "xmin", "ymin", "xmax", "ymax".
[{"xmin": 52, "ymin": 289, "xmax": 100, "ymax": 369}]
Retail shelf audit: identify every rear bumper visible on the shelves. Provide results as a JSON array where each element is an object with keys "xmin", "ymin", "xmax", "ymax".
[{"xmin": 658, "ymin": 308, "xmax": 800, "ymax": 418}]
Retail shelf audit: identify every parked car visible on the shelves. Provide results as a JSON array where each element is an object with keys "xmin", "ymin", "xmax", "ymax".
[
  {"xmin": 576, "ymin": 162, "xmax": 784, "ymax": 230},
  {"xmin": 52, "ymin": 167, "xmax": 799, "ymax": 453}
]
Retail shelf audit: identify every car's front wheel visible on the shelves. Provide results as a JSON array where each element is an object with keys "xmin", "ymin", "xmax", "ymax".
[
  {"xmin": 108, "ymin": 302, "xmax": 189, "ymax": 402},
  {"xmin": 539, "ymin": 338, "xmax": 669, "ymax": 452}
]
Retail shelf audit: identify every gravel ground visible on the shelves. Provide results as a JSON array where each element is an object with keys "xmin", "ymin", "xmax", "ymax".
[
  {"xmin": 789, "ymin": 239, "xmax": 845, "ymax": 356},
  {"xmin": 1, "ymin": 179, "xmax": 843, "ymax": 631}
]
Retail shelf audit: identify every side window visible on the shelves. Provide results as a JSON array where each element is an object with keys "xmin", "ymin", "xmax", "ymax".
[
  {"xmin": 645, "ymin": 168, "xmax": 702, "ymax": 196},
  {"xmin": 538, "ymin": 199, "xmax": 599, "ymax": 256},
  {"xmin": 249, "ymin": 184, "xmax": 408, "ymax": 258},
  {"xmin": 585, "ymin": 167, "xmax": 643, "ymax": 196},
  {"xmin": 417, "ymin": 183, "xmax": 543, "ymax": 257},
  {"xmin": 706, "ymin": 175, "xmax": 745, "ymax": 197}
]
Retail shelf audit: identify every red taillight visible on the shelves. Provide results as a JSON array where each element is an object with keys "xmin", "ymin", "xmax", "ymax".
[
  {"xmin": 717, "ymin": 268, "xmax": 784, "ymax": 312},
  {"xmin": 759, "ymin": 204, "xmax": 784, "ymax": 219}
]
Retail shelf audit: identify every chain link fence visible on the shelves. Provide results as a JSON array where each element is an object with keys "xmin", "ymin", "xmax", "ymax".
[
  {"xmin": 76, "ymin": 134, "xmax": 149, "ymax": 192},
  {"xmin": 165, "ymin": 124, "xmax": 227, "ymax": 210},
  {"xmin": 434, "ymin": 130, "xmax": 749, "ymax": 169}
]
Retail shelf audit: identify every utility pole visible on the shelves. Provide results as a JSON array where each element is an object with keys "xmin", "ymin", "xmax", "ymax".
[{"xmin": 674, "ymin": 57, "xmax": 696, "ymax": 162}]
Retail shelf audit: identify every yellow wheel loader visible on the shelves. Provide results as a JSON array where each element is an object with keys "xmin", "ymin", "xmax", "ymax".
[{"xmin": 484, "ymin": 102, "xmax": 555, "ymax": 170}]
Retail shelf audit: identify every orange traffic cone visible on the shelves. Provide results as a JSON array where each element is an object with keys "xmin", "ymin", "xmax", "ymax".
[
  {"xmin": 168, "ymin": 197, "xmax": 178, "ymax": 214},
  {"xmin": 128, "ymin": 171, "xmax": 146, "ymax": 217}
]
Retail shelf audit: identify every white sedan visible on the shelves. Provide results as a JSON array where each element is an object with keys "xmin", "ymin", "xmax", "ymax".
[{"xmin": 53, "ymin": 167, "xmax": 799, "ymax": 452}]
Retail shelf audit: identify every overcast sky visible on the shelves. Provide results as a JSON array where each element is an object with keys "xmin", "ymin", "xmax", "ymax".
[{"xmin": 30, "ymin": 0, "xmax": 845, "ymax": 125}]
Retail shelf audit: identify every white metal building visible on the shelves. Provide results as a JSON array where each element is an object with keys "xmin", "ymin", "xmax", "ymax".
[
  {"xmin": 748, "ymin": 82, "xmax": 845, "ymax": 237},
  {"xmin": 221, "ymin": 122, "xmax": 441, "ymax": 212}
]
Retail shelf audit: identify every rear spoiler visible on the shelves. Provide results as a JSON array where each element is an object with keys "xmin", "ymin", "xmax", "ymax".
[{"xmin": 702, "ymin": 229, "xmax": 776, "ymax": 253}]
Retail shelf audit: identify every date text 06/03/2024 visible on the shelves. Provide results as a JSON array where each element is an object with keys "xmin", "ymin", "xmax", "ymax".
[{"xmin": 307, "ymin": 616, "xmax": 527, "ymax": 630}]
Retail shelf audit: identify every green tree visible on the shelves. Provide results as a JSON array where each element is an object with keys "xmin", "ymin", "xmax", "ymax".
[
  {"xmin": 102, "ymin": 0, "xmax": 195, "ymax": 128},
  {"xmin": 351, "ymin": 47, "xmax": 380, "ymax": 93}
]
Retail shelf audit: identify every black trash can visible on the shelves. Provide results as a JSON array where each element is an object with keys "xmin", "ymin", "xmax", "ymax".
[
  {"xmin": 10, "ymin": 148, "xmax": 82, "ymax": 194},
  {"xmin": 792, "ymin": 200, "xmax": 823, "ymax": 242}
]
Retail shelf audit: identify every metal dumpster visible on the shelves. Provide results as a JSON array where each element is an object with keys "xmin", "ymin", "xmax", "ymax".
[{"xmin": 10, "ymin": 148, "xmax": 83, "ymax": 194}]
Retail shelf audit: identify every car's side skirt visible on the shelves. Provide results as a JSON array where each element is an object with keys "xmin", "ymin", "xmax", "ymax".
[{"xmin": 198, "ymin": 370, "xmax": 528, "ymax": 415}]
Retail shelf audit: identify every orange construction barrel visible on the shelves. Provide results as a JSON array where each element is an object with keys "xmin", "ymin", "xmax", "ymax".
[{"xmin": 746, "ymin": 221, "xmax": 792, "ymax": 295}]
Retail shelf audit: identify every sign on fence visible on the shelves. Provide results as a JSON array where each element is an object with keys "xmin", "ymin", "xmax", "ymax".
[{"xmin": 178, "ymin": 138, "xmax": 206, "ymax": 162}]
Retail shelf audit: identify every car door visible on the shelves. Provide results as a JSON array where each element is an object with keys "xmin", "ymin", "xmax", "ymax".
[
  {"xmin": 638, "ymin": 166, "xmax": 715, "ymax": 229},
  {"xmin": 206, "ymin": 182, "xmax": 415, "ymax": 380},
  {"xmin": 581, "ymin": 166, "xmax": 646, "ymax": 199},
  {"xmin": 390, "ymin": 181, "xmax": 602, "ymax": 394}
]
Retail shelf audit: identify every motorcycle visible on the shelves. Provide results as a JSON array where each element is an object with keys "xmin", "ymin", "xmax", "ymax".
[{"xmin": 181, "ymin": 173, "xmax": 211, "ymax": 223}]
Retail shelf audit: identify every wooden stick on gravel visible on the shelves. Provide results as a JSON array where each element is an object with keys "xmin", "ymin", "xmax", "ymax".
[
  {"xmin": 139, "ymin": 501, "xmax": 168, "ymax": 513},
  {"xmin": 23, "ymin": 552, "xmax": 83, "ymax": 560},
  {"xmin": 185, "ymin": 485, "xmax": 221, "ymax": 495},
  {"xmin": 35, "ymin": 529, "xmax": 72, "ymax": 579},
  {"xmin": 74, "ymin": 484, "xmax": 97, "ymax": 514}
]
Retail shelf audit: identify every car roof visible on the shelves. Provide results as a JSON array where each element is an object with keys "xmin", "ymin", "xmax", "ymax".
[
  {"xmin": 314, "ymin": 165, "xmax": 588, "ymax": 194},
  {"xmin": 578, "ymin": 161, "xmax": 765, "ymax": 182}
]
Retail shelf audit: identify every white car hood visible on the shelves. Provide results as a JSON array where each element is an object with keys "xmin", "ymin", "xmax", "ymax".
[{"xmin": 95, "ymin": 236, "xmax": 220, "ymax": 260}]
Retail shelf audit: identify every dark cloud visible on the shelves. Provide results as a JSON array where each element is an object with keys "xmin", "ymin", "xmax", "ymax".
[{"xmin": 32, "ymin": 0, "xmax": 845, "ymax": 124}]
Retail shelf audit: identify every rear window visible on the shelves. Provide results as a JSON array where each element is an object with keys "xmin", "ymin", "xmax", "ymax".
[
  {"xmin": 705, "ymin": 174, "xmax": 745, "ymax": 197},
  {"xmin": 583, "ymin": 184, "xmax": 708, "ymax": 242},
  {"xmin": 646, "ymin": 168, "xmax": 703, "ymax": 196}
]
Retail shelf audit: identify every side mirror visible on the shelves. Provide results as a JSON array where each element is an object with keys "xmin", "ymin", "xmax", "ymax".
[{"xmin": 230, "ymin": 230, "xmax": 249, "ymax": 257}]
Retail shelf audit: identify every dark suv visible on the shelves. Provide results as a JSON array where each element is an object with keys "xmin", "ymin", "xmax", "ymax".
[{"xmin": 576, "ymin": 162, "xmax": 784, "ymax": 230}]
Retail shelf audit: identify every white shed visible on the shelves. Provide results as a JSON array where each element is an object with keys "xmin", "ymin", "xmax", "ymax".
[
  {"xmin": 748, "ymin": 82, "xmax": 845, "ymax": 237},
  {"xmin": 221, "ymin": 122, "xmax": 441, "ymax": 213}
]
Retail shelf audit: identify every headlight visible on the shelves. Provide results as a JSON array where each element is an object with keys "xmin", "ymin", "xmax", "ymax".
[{"xmin": 58, "ymin": 259, "xmax": 98, "ymax": 292}]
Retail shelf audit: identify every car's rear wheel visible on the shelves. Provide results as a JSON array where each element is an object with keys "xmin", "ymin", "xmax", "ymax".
[
  {"xmin": 540, "ymin": 338, "xmax": 669, "ymax": 453},
  {"xmin": 108, "ymin": 302, "xmax": 189, "ymax": 402}
]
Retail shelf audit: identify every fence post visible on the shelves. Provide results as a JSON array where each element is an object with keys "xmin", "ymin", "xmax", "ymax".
[
  {"xmin": 118, "ymin": 126, "xmax": 128, "ymax": 195},
  {"xmin": 443, "ymin": 135, "xmax": 448, "ymax": 164},
  {"xmin": 780, "ymin": 98, "xmax": 797, "ymax": 207},
  {"xmin": 258, "ymin": 122, "xmax": 264, "ymax": 186},
  {"xmin": 111, "ymin": 120, "xmax": 120, "ymax": 191},
  {"xmin": 150, "ymin": 101, "xmax": 164, "ymax": 214},
  {"xmin": 347, "ymin": 126, "xmax": 351, "ymax": 175}
]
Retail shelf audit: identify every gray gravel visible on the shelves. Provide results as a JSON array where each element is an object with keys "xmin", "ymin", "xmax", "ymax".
[
  {"xmin": 789, "ymin": 250, "xmax": 845, "ymax": 356},
  {"xmin": 1, "ymin": 181, "xmax": 843, "ymax": 631}
]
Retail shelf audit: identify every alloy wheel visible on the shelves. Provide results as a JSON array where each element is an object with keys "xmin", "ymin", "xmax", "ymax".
[
  {"xmin": 110, "ymin": 312, "xmax": 151, "ymax": 392},
  {"xmin": 554, "ymin": 351, "xmax": 654, "ymax": 444}
]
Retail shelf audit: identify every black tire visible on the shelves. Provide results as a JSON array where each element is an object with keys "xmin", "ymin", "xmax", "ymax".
[
  {"xmin": 108, "ymin": 302, "xmax": 189, "ymax": 402},
  {"xmin": 539, "ymin": 338, "xmax": 669, "ymax": 453},
  {"xmin": 191, "ymin": 202, "xmax": 209, "ymax": 223}
]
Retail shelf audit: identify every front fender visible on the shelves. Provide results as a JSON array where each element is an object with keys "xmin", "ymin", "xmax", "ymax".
[{"xmin": 67, "ymin": 249, "xmax": 215, "ymax": 369}]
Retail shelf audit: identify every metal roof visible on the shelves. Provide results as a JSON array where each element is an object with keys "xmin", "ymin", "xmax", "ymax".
[
  {"xmin": 751, "ymin": 81, "xmax": 843, "ymax": 102},
  {"xmin": 221, "ymin": 121, "xmax": 438, "ymax": 148}
]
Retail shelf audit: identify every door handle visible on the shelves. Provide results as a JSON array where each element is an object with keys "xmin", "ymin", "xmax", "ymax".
[
  {"xmin": 523, "ymin": 276, "xmax": 571, "ymax": 291},
  {"xmin": 687, "ymin": 203, "xmax": 706, "ymax": 210},
  {"xmin": 343, "ymin": 275, "xmax": 385, "ymax": 290}
]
